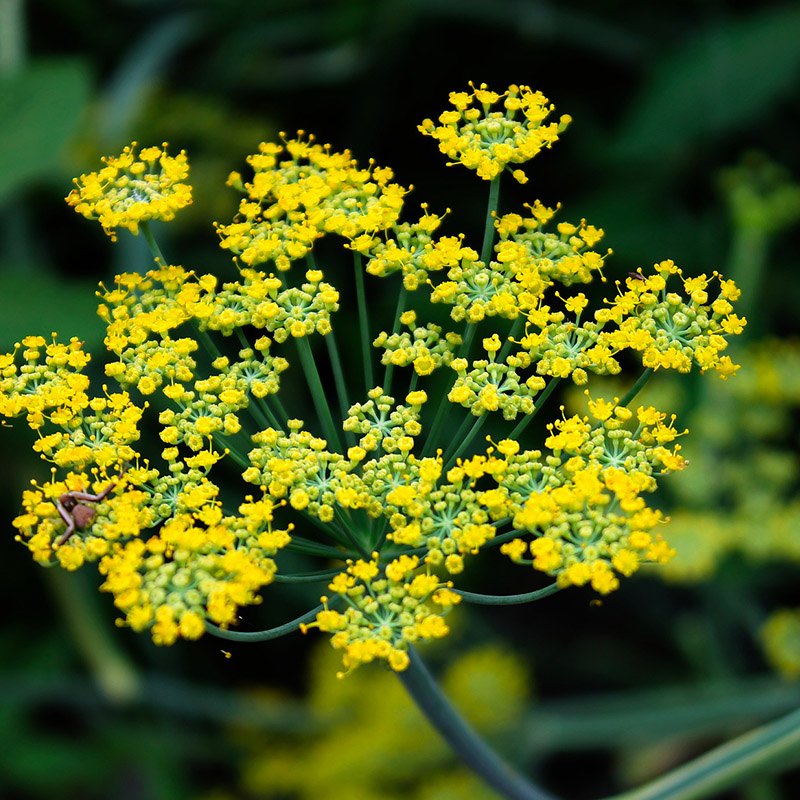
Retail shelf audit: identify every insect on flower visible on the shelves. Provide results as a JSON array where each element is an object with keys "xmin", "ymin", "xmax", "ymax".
[{"xmin": 54, "ymin": 479, "xmax": 118, "ymax": 547}]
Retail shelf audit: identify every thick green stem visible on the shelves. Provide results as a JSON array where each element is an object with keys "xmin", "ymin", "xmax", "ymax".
[
  {"xmin": 480, "ymin": 176, "xmax": 502, "ymax": 264},
  {"xmin": 218, "ymin": 437, "xmax": 252, "ymax": 469},
  {"xmin": 249, "ymin": 393, "xmax": 281, "ymax": 432},
  {"xmin": 353, "ymin": 251, "xmax": 375, "ymax": 390},
  {"xmin": 140, "ymin": 220, "xmax": 166, "ymax": 264},
  {"xmin": 398, "ymin": 647, "xmax": 556, "ymax": 800},
  {"xmin": 196, "ymin": 325, "xmax": 224, "ymax": 360},
  {"xmin": 523, "ymin": 677, "xmax": 800, "ymax": 753},
  {"xmin": 270, "ymin": 393, "xmax": 291, "ymax": 427},
  {"xmin": 421, "ymin": 388, "xmax": 453, "ymax": 458},
  {"xmin": 457, "ymin": 321, "xmax": 478, "ymax": 360},
  {"xmin": 603, "ymin": 706, "xmax": 800, "ymax": 800}
]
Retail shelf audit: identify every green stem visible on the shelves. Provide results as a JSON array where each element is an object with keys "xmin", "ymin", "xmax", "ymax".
[
  {"xmin": 205, "ymin": 604, "xmax": 324, "ymax": 642},
  {"xmin": 196, "ymin": 325, "xmax": 224, "ymax": 360},
  {"xmin": 353, "ymin": 251, "xmax": 374, "ymax": 390},
  {"xmin": 383, "ymin": 283, "xmax": 408, "ymax": 394},
  {"xmin": 457, "ymin": 321, "xmax": 478, "ymax": 360},
  {"xmin": 508, "ymin": 377, "xmax": 561, "ymax": 440},
  {"xmin": 332, "ymin": 508, "xmax": 370, "ymax": 558},
  {"xmin": 480, "ymin": 175, "xmax": 502, "ymax": 265},
  {"xmin": 285, "ymin": 534, "xmax": 349, "ymax": 559},
  {"xmin": 421, "ymin": 386, "xmax": 454, "ymax": 458},
  {"xmin": 440, "ymin": 410, "xmax": 474, "ymax": 458},
  {"xmin": 295, "ymin": 336, "xmax": 342, "ymax": 451},
  {"xmin": 140, "ymin": 220, "xmax": 166, "ymax": 264},
  {"xmin": 398, "ymin": 647, "xmax": 556, "ymax": 800},
  {"xmin": 604, "ymin": 706, "xmax": 800, "ymax": 800},
  {"xmin": 498, "ymin": 316, "xmax": 526, "ymax": 362},
  {"xmin": 422, "ymin": 317, "xmax": 482, "ymax": 458},
  {"xmin": 619, "ymin": 367, "xmax": 654, "ymax": 408},
  {"xmin": 456, "ymin": 583, "xmax": 560, "ymax": 605},
  {"xmin": 325, "ymin": 330, "xmax": 353, "ymax": 443},
  {"xmin": 291, "ymin": 502, "xmax": 356, "ymax": 546},
  {"xmin": 269, "ymin": 393, "xmax": 291, "ymax": 427},
  {"xmin": 273, "ymin": 567, "xmax": 344, "ymax": 584},
  {"xmin": 249, "ymin": 393, "xmax": 279, "ymax": 431},
  {"xmin": 443, "ymin": 413, "xmax": 487, "ymax": 469}
]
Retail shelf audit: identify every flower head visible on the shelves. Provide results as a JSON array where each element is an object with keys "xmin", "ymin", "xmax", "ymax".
[
  {"xmin": 217, "ymin": 133, "xmax": 408, "ymax": 270},
  {"xmin": 599, "ymin": 261, "xmax": 746, "ymax": 378},
  {"xmin": 66, "ymin": 143, "xmax": 192, "ymax": 240},
  {"xmin": 419, "ymin": 83, "xmax": 571, "ymax": 182},
  {"xmin": 4, "ymin": 82, "xmax": 749, "ymax": 675}
]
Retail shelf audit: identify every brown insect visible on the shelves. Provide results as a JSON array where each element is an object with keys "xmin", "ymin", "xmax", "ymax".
[{"xmin": 54, "ymin": 480, "xmax": 118, "ymax": 547}]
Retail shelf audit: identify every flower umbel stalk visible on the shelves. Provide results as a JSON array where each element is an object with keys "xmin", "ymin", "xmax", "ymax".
[{"xmin": 398, "ymin": 647, "xmax": 556, "ymax": 800}]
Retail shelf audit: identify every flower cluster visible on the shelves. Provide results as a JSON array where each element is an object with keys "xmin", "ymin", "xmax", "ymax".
[
  {"xmin": 600, "ymin": 262, "xmax": 745, "ymax": 377},
  {"xmin": 66, "ymin": 142, "xmax": 191, "ymax": 240},
  {"xmin": 303, "ymin": 554, "xmax": 461, "ymax": 675},
  {"xmin": 3, "ymin": 83, "xmax": 747, "ymax": 674},
  {"xmin": 217, "ymin": 133, "xmax": 407, "ymax": 270},
  {"xmin": 419, "ymin": 83, "xmax": 571, "ymax": 182},
  {"xmin": 498, "ymin": 398, "xmax": 684, "ymax": 592}
]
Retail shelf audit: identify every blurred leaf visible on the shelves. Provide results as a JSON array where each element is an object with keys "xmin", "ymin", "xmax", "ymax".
[
  {"xmin": 612, "ymin": 5, "xmax": 800, "ymax": 163},
  {"xmin": 0, "ymin": 273, "xmax": 101, "ymax": 348},
  {"xmin": 0, "ymin": 731, "xmax": 110, "ymax": 790},
  {"xmin": 96, "ymin": 12, "xmax": 202, "ymax": 144},
  {"xmin": 0, "ymin": 59, "xmax": 91, "ymax": 199}
]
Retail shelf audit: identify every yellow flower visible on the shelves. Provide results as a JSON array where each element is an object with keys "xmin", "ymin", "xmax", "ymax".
[
  {"xmin": 419, "ymin": 83, "xmax": 571, "ymax": 182},
  {"xmin": 66, "ymin": 142, "xmax": 192, "ymax": 240}
]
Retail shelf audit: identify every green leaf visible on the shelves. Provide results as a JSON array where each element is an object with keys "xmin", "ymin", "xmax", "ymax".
[
  {"xmin": 0, "ymin": 59, "xmax": 91, "ymax": 199},
  {"xmin": 611, "ymin": 6, "xmax": 800, "ymax": 164},
  {"xmin": 0, "ymin": 273, "xmax": 102, "ymax": 349}
]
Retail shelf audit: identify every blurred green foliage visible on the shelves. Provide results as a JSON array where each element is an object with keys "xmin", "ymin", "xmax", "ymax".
[{"xmin": 2, "ymin": 0, "xmax": 800, "ymax": 798}]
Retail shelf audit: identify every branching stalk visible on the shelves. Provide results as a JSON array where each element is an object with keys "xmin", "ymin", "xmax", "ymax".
[
  {"xmin": 295, "ymin": 336, "xmax": 343, "ymax": 451},
  {"xmin": 205, "ymin": 604, "xmax": 325, "ymax": 642}
]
